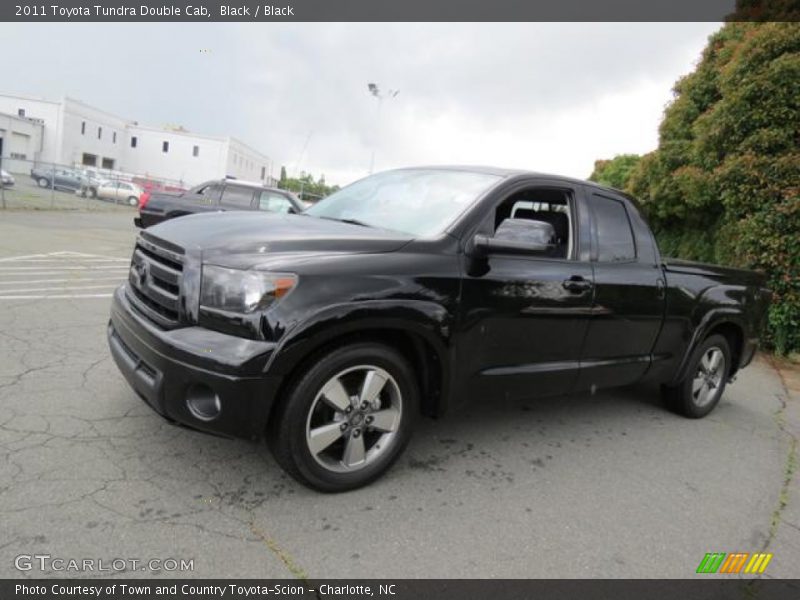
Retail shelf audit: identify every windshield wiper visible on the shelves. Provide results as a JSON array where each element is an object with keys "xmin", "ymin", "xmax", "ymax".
[{"xmin": 316, "ymin": 216, "xmax": 373, "ymax": 228}]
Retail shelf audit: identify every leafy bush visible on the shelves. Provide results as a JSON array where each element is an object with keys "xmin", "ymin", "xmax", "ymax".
[{"xmin": 622, "ymin": 22, "xmax": 800, "ymax": 354}]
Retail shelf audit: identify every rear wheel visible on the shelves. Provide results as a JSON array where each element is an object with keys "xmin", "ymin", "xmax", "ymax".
[
  {"xmin": 663, "ymin": 334, "xmax": 730, "ymax": 418},
  {"xmin": 269, "ymin": 342, "xmax": 418, "ymax": 492},
  {"xmin": 37, "ymin": 177, "xmax": 50, "ymax": 188}
]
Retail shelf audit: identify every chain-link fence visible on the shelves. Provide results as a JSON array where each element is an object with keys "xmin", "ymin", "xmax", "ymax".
[{"xmin": 0, "ymin": 157, "xmax": 189, "ymax": 211}]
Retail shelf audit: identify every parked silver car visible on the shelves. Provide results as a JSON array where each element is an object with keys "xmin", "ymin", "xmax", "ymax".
[
  {"xmin": 95, "ymin": 180, "xmax": 144, "ymax": 205},
  {"xmin": 0, "ymin": 169, "xmax": 14, "ymax": 187}
]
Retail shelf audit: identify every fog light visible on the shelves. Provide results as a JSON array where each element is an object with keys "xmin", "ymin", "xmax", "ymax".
[{"xmin": 186, "ymin": 384, "xmax": 221, "ymax": 421}]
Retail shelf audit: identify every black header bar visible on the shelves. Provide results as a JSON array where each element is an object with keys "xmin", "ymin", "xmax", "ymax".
[{"xmin": 5, "ymin": 0, "xmax": 794, "ymax": 23}]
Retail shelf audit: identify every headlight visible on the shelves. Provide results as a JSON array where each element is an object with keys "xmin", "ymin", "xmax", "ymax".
[{"xmin": 200, "ymin": 266, "xmax": 297, "ymax": 314}]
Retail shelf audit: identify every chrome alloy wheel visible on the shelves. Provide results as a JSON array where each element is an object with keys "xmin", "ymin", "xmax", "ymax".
[
  {"xmin": 691, "ymin": 346, "xmax": 726, "ymax": 408},
  {"xmin": 305, "ymin": 365, "xmax": 402, "ymax": 473}
]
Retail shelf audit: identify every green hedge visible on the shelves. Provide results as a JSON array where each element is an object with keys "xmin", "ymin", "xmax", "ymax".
[{"xmin": 624, "ymin": 22, "xmax": 800, "ymax": 354}]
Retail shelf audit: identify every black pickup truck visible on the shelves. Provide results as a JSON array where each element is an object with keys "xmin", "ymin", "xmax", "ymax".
[
  {"xmin": 135, "ymin": 179, "xmax": 305, "ymax": 228},
  {"xmin": 108, "ymin": 166, "xmax": 770, "ymax": 491}
]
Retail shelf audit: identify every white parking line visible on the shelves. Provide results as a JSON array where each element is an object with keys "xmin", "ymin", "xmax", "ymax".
[
  {"xmin": 0, "ymin": 277, "xmax": 125, "ymax": 285},
  {"xmin": 0, "ymin": 252, "xmax": 128, "ymax": 262},
  {"xmin": 0, "ymin": 266, "xmax": 129, "ymax": 271},
  {"xmin": 0, "ymin": 258, "xmax": 129, "ymax": 263},
  {"xmin": 0, "ymin": 284, "xmax": 121, "ymax": 294},
  {"xmin": 0, "ymin": 271, "xmax": 125, "ymax": 277},
  {"xmin": 0, "ymin": 251, "xmax": 128, "ymax": 301},
  {"xmin": 0, "ymin": 293, "xmax": 113, "ymax": 300}
]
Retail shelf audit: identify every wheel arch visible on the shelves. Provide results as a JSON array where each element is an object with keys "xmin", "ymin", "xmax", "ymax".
[
  {"xmin": 265, "ymin": 312, "xmax": 453, "ymax": 430},
  {"xmin": 672, "ymin": 312, "xmax": 746, "ymax": 384}
]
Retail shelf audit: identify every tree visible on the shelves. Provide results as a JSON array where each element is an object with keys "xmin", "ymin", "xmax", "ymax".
[
  {"xmin": 588, "ymin": 154, "xmax": 641, "ymax": 190},
  {"xmin": 277, "ymin": 167, "xmax": 340, "ymax": 202},
  {"xmin": 625, "ymin": 22, "xmax": 800, "ymax": 353}
]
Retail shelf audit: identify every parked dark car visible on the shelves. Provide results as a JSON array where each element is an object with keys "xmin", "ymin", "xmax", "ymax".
[
  {"xmin": 108, "ymin": 167, "xmax": 770, "ymax": 492},
  {"xmin": 135, "ymin": 179, "xmax": 305, "ymax": 228},
  {"xmin": 30, "ymin": 166, "xmax": 82, "ymax": 191}
]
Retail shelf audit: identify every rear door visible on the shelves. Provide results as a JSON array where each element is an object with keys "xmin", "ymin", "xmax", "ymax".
[{"xmin": 576, "ymin": 190, "xmax": 665, "ymax": 390}]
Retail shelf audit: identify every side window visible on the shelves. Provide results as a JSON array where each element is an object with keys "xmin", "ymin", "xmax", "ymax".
[
  {"xmin": 221, "ymin": 185, "xmax": 255, "ymax": 208},
  {"xmin": 257, "ymin": 191, "xmax": 293, "ymax": 213},
  {"xmin": 196, "ymin": 184, "xmax": 222, "ymax": 203},
  {"xmin": 592, "ymin": 195, "xmax": 636, "ymax": 262},
  {"xmin": 493, "ymin": 188, "xmax": 573, "ymax": 259}
]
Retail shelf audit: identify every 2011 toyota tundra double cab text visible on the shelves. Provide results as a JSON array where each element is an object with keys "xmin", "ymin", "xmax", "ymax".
[{"xmin": 107, "ymin": 166, "xmax": 770, "ymax": 492}]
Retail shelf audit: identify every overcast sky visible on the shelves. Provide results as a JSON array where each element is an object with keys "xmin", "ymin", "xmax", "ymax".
[{"xmin": 1, "ymin": 22, "xmax": 720, "ymax": 186}]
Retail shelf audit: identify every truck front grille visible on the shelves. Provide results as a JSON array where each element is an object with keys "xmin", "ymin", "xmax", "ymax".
[{"xmin": 127, "ymin": 234, "xmax": 185, "ymax": 328}]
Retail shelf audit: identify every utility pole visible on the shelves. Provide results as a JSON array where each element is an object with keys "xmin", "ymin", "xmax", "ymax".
[{"xmin": 367, "ymin": 83, "xmax": 399, "ymax": 174}]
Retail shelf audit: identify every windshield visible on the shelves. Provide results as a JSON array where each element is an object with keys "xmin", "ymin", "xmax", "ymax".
[{"xmin": 306, "ymin": 169, "xmax": 502, "ymax": 237}]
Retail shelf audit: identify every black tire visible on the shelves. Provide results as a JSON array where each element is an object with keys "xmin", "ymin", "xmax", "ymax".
[
  {"xmin": 269, "ymin": 342, "xmax": 418, "ymax": 492},
  {"xmin": 663, "ymin": 334, "xmax": 731, "ymax": 418},
  {"xmin": 37, "ymin": 177, "xmax": 50, "ymax": 188},
  {"xmin": 89, "ymin": 187, "xmax": 97, "ymax": 198}
]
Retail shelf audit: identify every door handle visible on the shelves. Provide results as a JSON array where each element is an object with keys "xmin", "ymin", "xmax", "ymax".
[{"xmin": 562, "ymin": 276, "xmax": 592, "ymax": 293}]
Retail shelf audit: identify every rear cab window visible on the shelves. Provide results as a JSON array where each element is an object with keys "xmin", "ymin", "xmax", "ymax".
[{"xmin": 591, "ymin": 194, "xmax": 636, "ymax": 262}]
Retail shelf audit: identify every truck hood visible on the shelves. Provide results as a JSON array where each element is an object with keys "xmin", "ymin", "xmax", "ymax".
[{"xmin": 144, "ymin": 211, "xmax": 413, "ymax": 266}]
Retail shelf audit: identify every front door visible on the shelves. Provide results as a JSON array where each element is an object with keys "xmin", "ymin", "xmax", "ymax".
[{"xmin": 456, "ymin": 183, "xmax": 595, "ymax": 403}]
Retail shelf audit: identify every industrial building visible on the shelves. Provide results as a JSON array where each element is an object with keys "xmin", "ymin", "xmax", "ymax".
[{"xmin": 0, "ymin": 92, "xmax": 274, "ymax": 186}]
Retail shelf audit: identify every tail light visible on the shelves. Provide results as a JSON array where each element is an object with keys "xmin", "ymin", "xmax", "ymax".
[{"xmin": 138, "ymin": 191, "xmax": 151, "ymax": 210}]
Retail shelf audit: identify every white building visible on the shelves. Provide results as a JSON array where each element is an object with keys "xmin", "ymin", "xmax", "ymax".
[
  {"xmin": 0, "ymin": 93, "xmax": 274, "ymax": 186},
  {"xmin": 0, "ymin": 111, "xmax": 44, "ymax": 173}
]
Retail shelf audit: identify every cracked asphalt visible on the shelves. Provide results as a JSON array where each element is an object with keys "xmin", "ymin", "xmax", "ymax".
[{"xmin": 0, "ymin": 211, "xmax": 798, "ymax": 579}]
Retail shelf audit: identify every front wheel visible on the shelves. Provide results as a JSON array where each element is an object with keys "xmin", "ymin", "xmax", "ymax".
[
  {"xmin": 269, "ymin": 342, "xmax": 418, "ymax": 492},
  {"xmin": 663, "ymin": 334, "xmax": 731, "ymax": 418},
  {"xmin": 127, "ymin": 196, "xmax": 138, "ymax": 206}
]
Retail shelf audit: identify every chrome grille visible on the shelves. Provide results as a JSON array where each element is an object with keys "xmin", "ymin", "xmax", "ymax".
[{"xmin": 127, "ymin": 234, "xmax": 184, "ymax": 328}]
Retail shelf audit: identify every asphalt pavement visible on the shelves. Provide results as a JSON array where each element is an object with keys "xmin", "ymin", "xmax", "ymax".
[{"xmin": 0, "ymin": 211, "xmax": 797, "ymax": 579}]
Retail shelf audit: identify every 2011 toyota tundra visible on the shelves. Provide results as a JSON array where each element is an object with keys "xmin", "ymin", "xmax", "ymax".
[{"xmin": 107, "ymin": 166, "xmax": 770, "ymax": 492}]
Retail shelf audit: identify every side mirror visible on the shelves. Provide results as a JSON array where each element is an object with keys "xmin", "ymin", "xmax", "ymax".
[{"xmin": 472, "ymin": 218, "xmax": 556, "ymax": 257}]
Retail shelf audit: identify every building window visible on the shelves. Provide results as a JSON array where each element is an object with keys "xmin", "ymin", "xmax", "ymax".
[
  {"xmin": 260, "ymin": 166, "xmax": 266, "ymax": 179},
  {"xmin": 10, "ymin": 152, "xmax": 26, "ymax": 160},
  {"xmin": 82, "ymin": 153, "xmax": 97, "ymax": 166},
  {"xmin": 17, "ymin": 108, "xmax": 25, "ymax": 117},
  {"xmin": 112, "ymin": 132, "xmax": 117, "ymax": 144},
  {"xmin": 97, "ymin": 126, "xmax": 102, "ymax": 140},
  {"xmin": 101, "ymin": 157, "xmax": 114, "ymax": 170},
  {"xmin": 192, "ymin": 145, "xmax": 199, "ymax": 157},
  {"xmin": 130, "ymin": 136, "xmax": 137, "ymax": 148},
  {"xmin": 81, "ymin": 121, "xmax": 86, "ymax": 135},
  {"xmin": 162, "ymin": 141, "xmax": 169, "ymax": 153}
]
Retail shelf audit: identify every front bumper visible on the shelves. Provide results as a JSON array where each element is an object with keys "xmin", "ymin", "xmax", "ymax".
[{"xmin": 108, "ymin": 285, "xmax": 282, "ymax": 439}]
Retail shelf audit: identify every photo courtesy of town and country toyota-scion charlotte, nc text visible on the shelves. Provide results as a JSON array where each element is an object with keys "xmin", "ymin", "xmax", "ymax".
[
  {"xmin": 14, "ymin": 4, "xmax": 295, "ymax": 17},
  {"xmin": 14, "ymin": 583, "xmax": 394, "ymax": 597}
]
